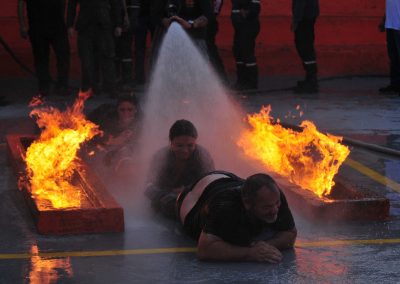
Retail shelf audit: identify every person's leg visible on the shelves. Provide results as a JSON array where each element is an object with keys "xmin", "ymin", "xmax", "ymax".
[
  {"xmin": 294, "ymin": 18, "xmax": 318, "ymax": 93},
  {"xmin": 118, "ymin": 30, "xmax": 134, "ymax": 87},
  {"xmin": 232, "ymin": 19, "xmax": 245, "ymax": 90},
  {"xmin": 51, "ymin": 28, "xmax": 70, "ymax": 95},
  {"xmin": 134, "ymin": 16, "xmax": 149, "ymax": 85},
  {"xmin": 388, "ymin": 29, "xmax": 400, "ymax": 89},
  {"xmin": 206, "ymin": 16, "xmax": 227, "ymax": 83},
  {"xmin": 98, "ymin": 29, "xmax": 119, "ymax": 97},
  {"xmin": 77, "ymin": 33, "xmax": 95, "ymax": 92},
  {"xmin": 380, "ymin": 29, "xmax": 400, "ymax": 93},
  {"xmin": 29, "ymin": 30, "xmax": 51, "ymax": 95},
  {"xmin": 241, "ymin": 19, "xmax": 260, "ymax": 90}
]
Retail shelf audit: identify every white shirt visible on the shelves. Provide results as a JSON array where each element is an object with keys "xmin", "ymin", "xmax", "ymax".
[{"xmin": 385, "ymin": 0, "xmax": 400, "ymax": 30}]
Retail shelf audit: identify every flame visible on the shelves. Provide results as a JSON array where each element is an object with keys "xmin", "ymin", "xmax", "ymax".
[
  {"xmin": 25, "ymin": 90, "xmax": 101, "ymax": 209},
  {"xmin": 237, "ymin": 106, "xmax": 350, "ymax": 197}
]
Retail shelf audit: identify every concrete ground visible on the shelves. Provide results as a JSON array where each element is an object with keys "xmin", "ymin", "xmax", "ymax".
[{"xmin": 1, "ymin": 75, "xmax": 400, "ymax": 283}]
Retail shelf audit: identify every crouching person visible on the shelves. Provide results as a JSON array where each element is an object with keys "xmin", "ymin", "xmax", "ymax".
[{"xmin": 177, "ymin": 171, "xmax": 297, "ymax": 262}]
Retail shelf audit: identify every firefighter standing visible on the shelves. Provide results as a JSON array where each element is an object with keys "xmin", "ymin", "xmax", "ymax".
[
  {"xmin": 115, "ymin": 0, "xmax": 140, "ymax": 89},
  {"xmin": 151, "ymin": 0, "xmax": 212, "ymax": 62},
  {"xmin": 231, "ymin": 0, "xmax": 260, "ymax": 91},
  {"xmin": 67, "ymin": 0, "xmax": 123, "ymax": 97},
  {"xmin": 292, "ymin": 0, "xmax": 319, "ymax": 93},
  {"xmin": 379, "ymin": 0, "xmax": 400, "ymax": 95},
  {"xmin": 134, "ymin": 0, "xmax": 155, "ymax": 85},
  {"xmin": 207, "ymin": 0, "xmax": 227, "ymax": 83},
  {"xmin": 18, "ymin": 0, "xmax": 70, "ymax": 96}
]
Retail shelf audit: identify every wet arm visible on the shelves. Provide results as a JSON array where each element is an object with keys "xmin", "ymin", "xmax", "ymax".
[
  {"xmin": 197, "ymin": 231, "xmax": 251, "ymax": 261},
  {"xmin": 263, "ymin": 228, "xmax": 297, "ymax": 250},
  {"xmin": 197, "ymin": 231, "xmax": 283, "ymax": 262}
]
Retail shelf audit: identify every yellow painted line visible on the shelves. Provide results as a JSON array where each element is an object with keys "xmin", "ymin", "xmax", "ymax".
[
  {"xmin": 1, "ymin": 239, "xmax": 400, "ymax": 260},
  {"xmin": 345, "ymin": 157, "xmax": 400, "ymax": 193},
  {"xmin": 0, "ymin": 247, "xmax": 197, "ymax": 260},
  {"xmin": 296, "ymin": 238, "xmax": 400, "ymax": 248}
]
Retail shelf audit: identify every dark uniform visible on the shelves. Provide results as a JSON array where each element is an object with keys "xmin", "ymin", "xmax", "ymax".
[
  {"xmin": 150, "ymin": 0, "xmax": 213, "ymax": 64},
  {"xmin": 145, "ymin": 145, "xmax": 215, "ymax": 219},
  {"xmin": 115, "ymin": 0, "xmax": 141, "ymax": 87},
  {"xmin": 178, "ymin": 171, "xmax": 295, "ymax": 243},
  {"xmin": 292, "ymin": 0, "xmax": 319, "ymax": 93},
  {"xmin": 207, "ymin": 0, "xmax": 227, "ymax": 83},
  {"xmin": 24, "ymin": 0, "xmax": 70, "ymax": 96},
  {"xmin": 134, "ymin": 0, "xmax": 155, "ymax": 85},
  {"xmin": 231, "ymin": 0, "xmax": 260, "ymax": 90},
  {"xmin": 67, "ymin": 0, "xmax": 122, "ymax": 95}
]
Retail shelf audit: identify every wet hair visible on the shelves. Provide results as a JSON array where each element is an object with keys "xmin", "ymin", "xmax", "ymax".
[
  {"xmin": 169, "ymin": 119, "xmax": 198, "ymax": 141},
  {"xmin": 241, "ymin": 173, "xmax": 280, "ymax": 204},
  {"xmin": 117, "ymin": 94, "xmax": 139, "ymax": 107}
]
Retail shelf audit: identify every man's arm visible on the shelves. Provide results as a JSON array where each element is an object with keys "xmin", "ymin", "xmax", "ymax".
[
  {"xmin": 263, "ymin": 227, "xmax": 297, "ymax": 250},
  {"xmin": 197, "ymin": 231, "xmax": 283, "ymax": 263}
]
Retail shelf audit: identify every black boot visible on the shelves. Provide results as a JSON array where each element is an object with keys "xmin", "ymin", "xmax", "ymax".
[
  {"xmin": 294, "ymin": 63, "xmax": 318, "ymax": 93},
  {"xmin": 244, "ymin": 64, "xmax": 258, "ymax": 90}
]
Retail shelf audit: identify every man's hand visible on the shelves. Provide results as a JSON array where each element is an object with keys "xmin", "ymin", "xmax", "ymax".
[
  {"xmin": 247, "ymin": 242, "xmax": 283, "ymax": 263},
  {"xmin": 170, "ymin": 16, "xmax": 191, "ymax": 29},
  {"xmin": 162, "ymin": 17, "xmax": 173, "ymax": 28}
]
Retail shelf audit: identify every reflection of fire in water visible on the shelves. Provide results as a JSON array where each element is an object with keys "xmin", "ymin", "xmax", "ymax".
[
  {"xmin": 29, "ymin": 245, "xmax": 73, "ymax": 284},
  {"xmin": 295, "ymin": 246, "xmax": 348, "ymax": 280},
  {"xmin": 237, "ymin": 106, "xmax": 350, "ymax": 197},
  {"xmin": 24, "ymin": 91, "xmax": 101, "ymax": 209}
]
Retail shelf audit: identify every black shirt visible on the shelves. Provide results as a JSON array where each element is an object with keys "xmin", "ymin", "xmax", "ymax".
[{"xmin": 183, "ymin": 173, "xmax": 295, "ymax": 246}]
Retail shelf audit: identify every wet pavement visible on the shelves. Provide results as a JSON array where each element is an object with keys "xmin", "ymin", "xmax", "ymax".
[{"xmin": 1, "ymin": 76, "xmax": 400, "ymax": 283}]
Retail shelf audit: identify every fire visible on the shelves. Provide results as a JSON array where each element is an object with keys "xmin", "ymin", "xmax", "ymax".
[
  {"xmin": 237, "ymin": 106, "xmax": 350, "ymax": 197},
  {"xmin": 25, "ymin": 91, "xmax": 101, "ymax": 209}
]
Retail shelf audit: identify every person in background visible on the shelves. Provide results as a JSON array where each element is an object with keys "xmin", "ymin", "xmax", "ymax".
[
  {"xmin": 379, "ymin": 0, "xmax": 400, "ymax": 95},
  {"xmin": 177, "ymin": 171, "xmax": 297, "ymax": 262},
  {"xmin": 231, "ymin": 0, "xmax": 261, "ymax": 91},
  {"xmin": 150, "ymin": 0, "xmax": 213, "ymax": 62},
  {"xmin": 145, "ymin": 119, "xmax": 215, "ymax": 219},
  {"xmin": 115, "ymin": 0, "xmax": 141, "ymax": 90},
  {"xmin": 87, "ymin": 94, "xmax": 141, "ymax": 179},
  {"xmin": 134, "ymin": 0, "xmax": 155, "ymax": 86},
  {"xmin": 67, "ymin": 0, "xmax": 123, "ymax": 97},
  {"xmin": 207, "ymin": 0, "xmax": 228, "ymax": 84},
  {"xmin": 291, "ymin": 0, "xmax": 319, "ymax": 94},
  {"xmin": 18, "ymin": 0, "xmax": 70, "ymax": 96}
]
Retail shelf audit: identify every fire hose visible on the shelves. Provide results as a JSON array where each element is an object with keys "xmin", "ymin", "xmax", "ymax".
[{"xmin": 278, "ymin": 121, "xmax": 400, "ymax": 158}]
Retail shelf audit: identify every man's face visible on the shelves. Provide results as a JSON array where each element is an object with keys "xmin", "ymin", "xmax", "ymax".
[
  {"xmin": 247, "ymin": 186, "xmax": 281, "ymax": 223},
  {"xmin": 170, "ymin": 135, "xmax": 196, "ymax": 160}
]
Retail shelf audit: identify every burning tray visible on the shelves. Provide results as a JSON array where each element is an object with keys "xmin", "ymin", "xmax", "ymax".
[
  {"xmin": 274, "ymin": 175, "xmax": 390, "ymax": 222},
  {"xmin": 6, "ymin": 134, "xmax": 124, "ymax": 235}
]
